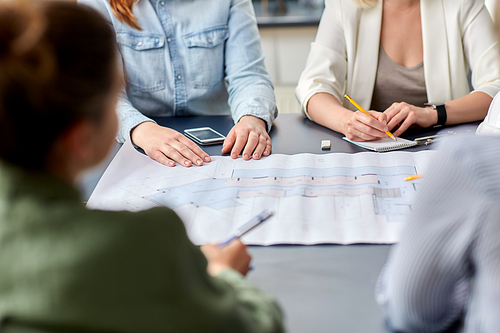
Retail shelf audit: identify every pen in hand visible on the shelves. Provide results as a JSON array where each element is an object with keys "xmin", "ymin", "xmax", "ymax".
[
  {"xmin": 218, "ymin": 210, "xmax": 275, "ymax": 248},
  {"xmin": 344, "ymin": 94, "xmax": 397, "ymax": 141}
]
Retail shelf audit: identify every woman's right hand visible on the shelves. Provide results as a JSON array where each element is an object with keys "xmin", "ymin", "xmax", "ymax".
[
  {"xmin": 306, "ymin": 93, "xmax": 390, "ymax": 142},
  {"xmin": 200, "ymin": 240, "xmax": 252, "ymax": 276},
  {"xmin": 343, "ymin": 110, "xmax": 389, "ymax": 142},
  {"xmin": 131, "ymin": 122, "xmax": 211, "ymax": 167}
]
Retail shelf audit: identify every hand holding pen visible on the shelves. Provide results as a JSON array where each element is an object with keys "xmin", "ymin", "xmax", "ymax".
[
  {"xmin": 201, "ymin": 240, "xmax": 252, "ymax": 276},
  {"xmin": 200, "ymin": 210, "xmax": 274, "ymax": 276}
]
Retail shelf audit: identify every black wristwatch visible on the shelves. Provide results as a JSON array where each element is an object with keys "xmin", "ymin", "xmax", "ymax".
[{"xmin": 424, "ymin": 103, "xmax": 447, "ymax": 127}]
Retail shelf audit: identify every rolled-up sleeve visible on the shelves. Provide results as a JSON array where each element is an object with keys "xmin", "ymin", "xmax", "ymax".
[
  {"xmin": 115, "ymin": 90, "xmax": 156, "ymax": 143},
  {"xmin": 462, "ymin": 0, "xmax": 500, "ymax": 98},
  {"xmin": 224, "ymin": 0, "xmax": 277, "ymax": 132},
  {"xmin": 78, "ymin": 0, "xmax": 156, "ymax": 143},
  {"xmin": 295, "ymin": 0, "xmax": 347, "ymax": 119}
]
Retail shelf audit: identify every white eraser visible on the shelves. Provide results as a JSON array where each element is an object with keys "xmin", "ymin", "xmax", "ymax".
[{"xmin": 321, "ymin": 140, "xmax": 331, "ymax": 150}]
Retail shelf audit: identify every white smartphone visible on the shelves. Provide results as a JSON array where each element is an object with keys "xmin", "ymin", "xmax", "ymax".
[{"xmin": 184, "ymin": 127, "xmax": 226, "ymax": 145}]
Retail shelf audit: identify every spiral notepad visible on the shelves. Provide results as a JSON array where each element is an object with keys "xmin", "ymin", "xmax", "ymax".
[{"xmin": 343, "ymin": 137, "xmax": 417, "ymax": 152}]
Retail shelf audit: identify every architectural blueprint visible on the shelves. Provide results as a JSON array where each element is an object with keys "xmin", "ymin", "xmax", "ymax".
[{"xmin": 87, "ymin": 140, "xmax": 436, "ymax": 245}]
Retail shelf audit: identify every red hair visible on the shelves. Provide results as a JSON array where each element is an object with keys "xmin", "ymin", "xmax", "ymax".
[{"xmin": 109, "ymin": 0, "xmax": 141, "ymax": 30}]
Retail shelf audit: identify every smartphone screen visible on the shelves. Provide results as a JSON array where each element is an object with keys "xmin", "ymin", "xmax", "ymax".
[{"xmin": 184, "ymin": 127, "xmax": 226, "ymax": 145}]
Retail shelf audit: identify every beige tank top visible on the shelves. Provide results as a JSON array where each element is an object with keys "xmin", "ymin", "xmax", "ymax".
[{"xmin": 370, "ymin": 47, "xmax": 428, "ymax": 112}]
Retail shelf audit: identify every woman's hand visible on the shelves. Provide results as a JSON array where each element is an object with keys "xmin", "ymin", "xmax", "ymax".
[
  {"xmin": 221, "ymin": 115, "xmax": 272, "ymax": 160},
  {"xmin": 201, "ymin": 240, "xmax": 252, "ymax": 276},
  {"xmin": 384, "ymin": 102, "xmax": 438, "ymax": 137},
  {"xmin": 343, "ymin": 110, "xmax": 389, "ymax": 141},
  {"xmin": 131, "ymin": 122, "xmax": 211, "ymax": 167}
]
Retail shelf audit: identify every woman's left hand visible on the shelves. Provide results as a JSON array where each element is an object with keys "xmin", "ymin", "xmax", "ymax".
[
  {"xmin": 384, "ymin": 102, "xmax": 438, "ymax": 137},
  {"xmin": 221, "ymin": 115, "xmax": 272, "ymax": 160}
]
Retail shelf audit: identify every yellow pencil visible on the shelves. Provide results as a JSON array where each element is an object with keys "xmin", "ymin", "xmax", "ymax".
[
  {"xmin": 344, "ymin": 94, "xmax": 397, "ymax": 141},
  {"xmin": 404, "ymin": 174, "xmax": 424, "ymax": 181}
]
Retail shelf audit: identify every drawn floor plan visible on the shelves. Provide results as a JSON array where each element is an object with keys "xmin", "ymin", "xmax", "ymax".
[{"xmin": 87, "ymin": 140, "xmax": 436, "ymax": 245}]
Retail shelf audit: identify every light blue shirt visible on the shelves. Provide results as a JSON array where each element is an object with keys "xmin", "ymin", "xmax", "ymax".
[{"xmin": 79, "ymin": 0, "xmax": 277, "ymax": 143}]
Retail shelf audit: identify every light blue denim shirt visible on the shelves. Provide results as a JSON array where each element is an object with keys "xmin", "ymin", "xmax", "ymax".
[{"xmin": 79, "ymin": 0, "xmax": 277, "ymax": 143}]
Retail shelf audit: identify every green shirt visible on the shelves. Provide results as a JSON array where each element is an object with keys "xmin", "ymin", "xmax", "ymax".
[{"xmin": 0, "ymin": 162, "xmax": 283, "ymax": 333}]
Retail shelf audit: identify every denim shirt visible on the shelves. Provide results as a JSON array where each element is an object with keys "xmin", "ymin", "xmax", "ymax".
[{"xmin": 79, "ymin": 0, "xmax": 277, "ymax": 143}]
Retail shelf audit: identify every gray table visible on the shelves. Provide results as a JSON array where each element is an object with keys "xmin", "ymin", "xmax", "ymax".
[{"xmin": 81, "ymin": 114, "xmax": 476, "ymax": 333}]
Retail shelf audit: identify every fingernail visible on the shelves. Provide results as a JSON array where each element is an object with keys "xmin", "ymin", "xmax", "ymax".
[
  {"xmin": 244, "ymin": 153, "xmax": 249, "ymax": 159},
  {"xmin": 204, "ymin": 156, "xmax": 210, "ymax": 162},
  {"xmin": 264, "ymin": 150, "xmax": 269, "ymax": 155},
  {"xmin": 169, "ymin": 161, "xmax": 175, "ymax": 167},
  {"xmin": 231, "ymin": 153, "xmax": 237, "ymax": 159},
  {"xmin": 184, "ymin": 160, "xmax": 190, "ymax": 166},
  {"xmin": 197, "ymin": 159, "xmax": 202, "ymax": 165},
  {"xmin": 254, "ymin": 153, "xmax": 260, "ymax": 159},
  {"xmin": 384, "ymin": 127, "xmax": 388, "ymax": 131}
]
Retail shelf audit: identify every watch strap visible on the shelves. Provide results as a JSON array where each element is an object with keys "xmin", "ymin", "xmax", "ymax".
[{"xmin": 435, "ymin": 104, "xmax": 447, "ymax": 127}]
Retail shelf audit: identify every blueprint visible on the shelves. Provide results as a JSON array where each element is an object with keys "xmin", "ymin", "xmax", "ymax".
[{"xmin": 87, "ymin": 140, "xmax": 436, "ymax": 245}]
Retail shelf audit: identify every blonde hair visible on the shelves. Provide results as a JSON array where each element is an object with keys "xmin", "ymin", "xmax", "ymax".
[{"xmin": 351, "ymin": 0, "xmax": 378, "ymax": 9}]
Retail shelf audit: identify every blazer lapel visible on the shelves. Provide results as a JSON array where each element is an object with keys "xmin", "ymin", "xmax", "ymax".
[
  {"xmin": 421, "ymin": 0, "xmax": 452, "ymax": 102},
  {"xmin": 349, "ymin": 1, "xmax": 382, "ymax": 111}
]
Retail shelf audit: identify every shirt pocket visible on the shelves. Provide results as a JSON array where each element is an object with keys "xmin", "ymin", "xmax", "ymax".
[
  {"xmin": 116, "ymin": 32, "xmax": 166, "ymax": 92},
  {"xmin": 183, "ymin": 26, "xmax": 229, "ymax": 89}
]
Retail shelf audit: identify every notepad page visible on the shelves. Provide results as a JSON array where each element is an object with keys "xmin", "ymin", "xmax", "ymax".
[{"xmin": 343, "ymin": 137, "xmax": 417, "ymax": 152}]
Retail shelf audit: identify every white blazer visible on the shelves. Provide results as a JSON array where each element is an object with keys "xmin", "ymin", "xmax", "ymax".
[
  {"xmin": 477, "ymin": 91, "xmax": 500, "ymax": 135},
  {"xmin": 296, "ymin": 0, "xmax": 500, "ymax": 116}
]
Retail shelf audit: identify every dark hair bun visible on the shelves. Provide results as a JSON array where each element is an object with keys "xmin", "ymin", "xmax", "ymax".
[
  {"xmin": 0, "ymin": 1, "xmax": 117, "ymax": 170},
  {"xmin": 0, "ymin": 2, "xmax": 46, "ymax": 60}
]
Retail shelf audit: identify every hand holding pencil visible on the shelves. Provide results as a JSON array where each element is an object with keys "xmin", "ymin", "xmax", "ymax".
[{"xmin": 344, "ymin": 94, "xmax": 397, "ymax": 142}]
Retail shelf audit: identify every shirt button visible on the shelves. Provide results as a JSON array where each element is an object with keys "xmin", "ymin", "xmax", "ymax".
[
  {"xmin": 167, "ymin": 37, "xmax": 172, "ymax": 43},
  {"xmin": 160, "ymin": 1, "xmax": 165, "ymax": 5},
  {"xmin": 136, "ymin": 42, "xmax": 142, "ymax": 46},
  {"xmin": 207, "ymin": 38, "xmax": 212, "ymax": 43},
  {"xmin": 177, "ymin": 75, "xmax": 182, "ymax": 80}
]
